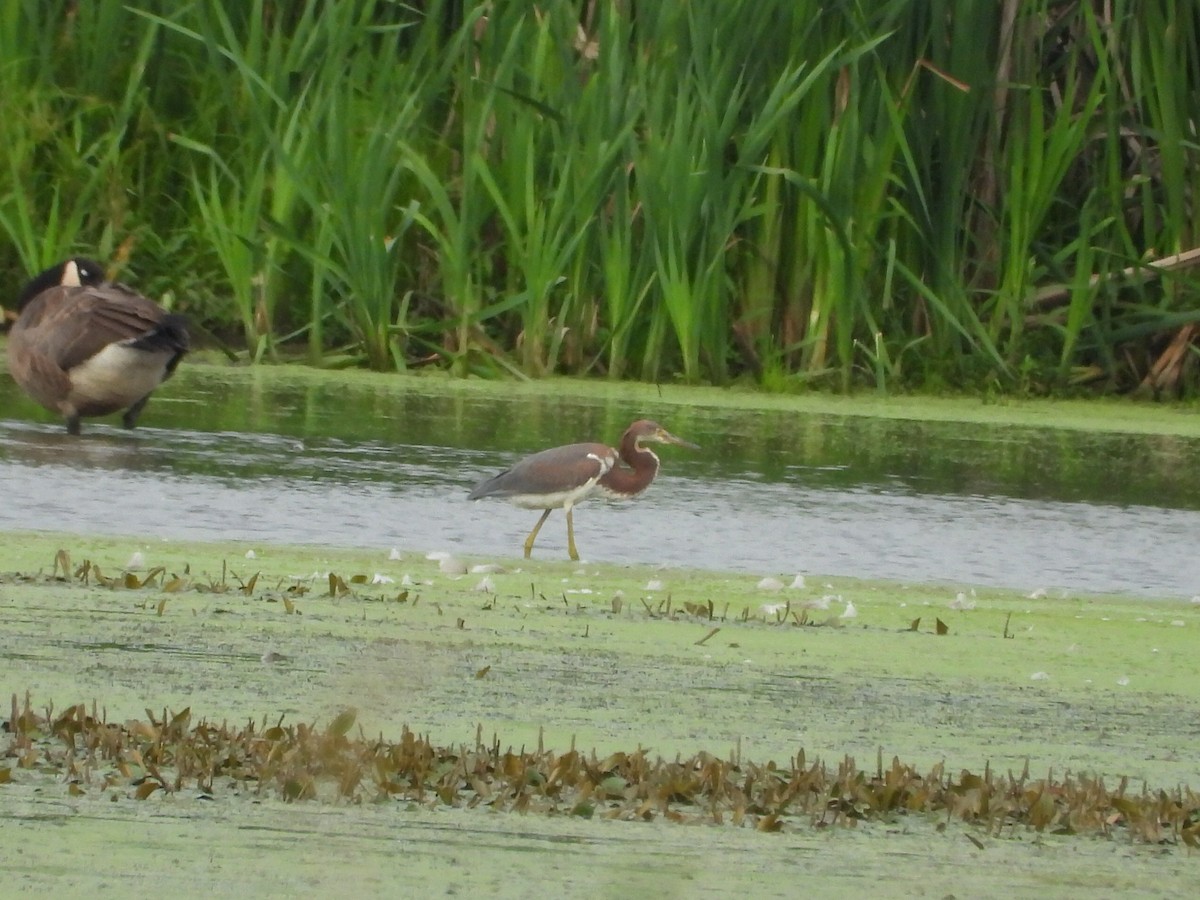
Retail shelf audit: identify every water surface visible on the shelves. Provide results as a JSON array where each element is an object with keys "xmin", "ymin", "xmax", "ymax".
[{"xmin": 2, "ymin": 366, "xmax": 1199, "ymax": 598}]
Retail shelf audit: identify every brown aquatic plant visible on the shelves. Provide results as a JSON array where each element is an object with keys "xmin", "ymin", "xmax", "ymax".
[{"xmin": 2, "ymin": 692, "xmax": 1197, "ymax": 843}]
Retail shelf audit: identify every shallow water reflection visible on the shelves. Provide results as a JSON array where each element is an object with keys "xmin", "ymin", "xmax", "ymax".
[{"xmin": 2, "ymin": 367, "xmax": 1199, "ymax": 598}]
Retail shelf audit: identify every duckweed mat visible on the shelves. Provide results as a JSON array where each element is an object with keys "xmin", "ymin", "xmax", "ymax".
[{"xmin": 2, "ymin": 532, "xmax": 1197, "ymax": 896}]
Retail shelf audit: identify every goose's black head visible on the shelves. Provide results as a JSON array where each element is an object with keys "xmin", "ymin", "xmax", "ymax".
[{"xmin": 17, "ymin": 257, "xmax": 107, "ymax": 310}]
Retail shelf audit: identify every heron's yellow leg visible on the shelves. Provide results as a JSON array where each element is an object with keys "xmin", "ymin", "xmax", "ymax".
[
  {"xmin": 524, "ymin": 509, "xmax": 553, "ymax": 558},
  {"xmin": 565, "ymin": 508, "xmax": 580, "ymax": 561}
]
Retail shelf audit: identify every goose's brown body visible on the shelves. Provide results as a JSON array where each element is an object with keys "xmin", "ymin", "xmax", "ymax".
[{"xmin": 7, "ymin": 258, "xmax": 189, "ymax": 434}]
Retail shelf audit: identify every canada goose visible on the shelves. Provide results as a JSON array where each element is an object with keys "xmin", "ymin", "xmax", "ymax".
[{"xmin": 6, "ymin": 257, "xmax": 189, "ymax": 434}]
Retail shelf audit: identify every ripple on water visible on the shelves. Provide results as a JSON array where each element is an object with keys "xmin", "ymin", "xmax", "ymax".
[
  {"xmin": 2, "ymin": 416, "xmax": 1200, "ymax": 597},
  {"xmin": 3, "ymin": 370, "xmax": 1200, "ymax": 599}
]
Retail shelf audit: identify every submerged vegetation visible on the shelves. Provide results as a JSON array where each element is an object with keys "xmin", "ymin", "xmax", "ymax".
[
  {"xmin": 1, "ymin": 1, "xmax": 1199, "ymax": 393},
  {"xmin": 6, "ymin": 693, "xmax": 1200, "ymax": 843}
]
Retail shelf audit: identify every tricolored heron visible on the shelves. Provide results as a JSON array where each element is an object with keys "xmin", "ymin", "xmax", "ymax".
[{"xmin": 467, "ymin": 419, "xmax": 699, "ymax": 561}]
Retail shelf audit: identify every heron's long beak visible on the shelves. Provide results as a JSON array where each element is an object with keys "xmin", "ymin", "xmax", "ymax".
[{"xmin": 657, "ymin": 428, "xmax": 700, "ymax": 450}]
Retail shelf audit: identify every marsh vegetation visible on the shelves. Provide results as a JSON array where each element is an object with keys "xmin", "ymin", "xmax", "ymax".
[{"xmin": 2, "ymin": 2, "xmax": 1199, "ymax": 393}]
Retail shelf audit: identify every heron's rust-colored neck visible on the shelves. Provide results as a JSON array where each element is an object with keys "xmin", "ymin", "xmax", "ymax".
[{"xmin": 597, "ymin": 427, "xmax": 660, "ymax": 497}]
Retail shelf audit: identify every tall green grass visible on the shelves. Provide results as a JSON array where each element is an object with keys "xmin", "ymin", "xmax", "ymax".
[
  {"xmin": 0, "ymin": 3, "xmax": 162, "ymax": 275},
  {"xmin": 1, "ymin": 0, "xmax": 1198, "ymax": 395}
]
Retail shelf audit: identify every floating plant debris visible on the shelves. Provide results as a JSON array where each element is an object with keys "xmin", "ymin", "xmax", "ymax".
[
  {"xmin": 2, "ymin": 693, "xmax": 1197, "ymax": 843},
  {"xmin": 16, "ymin": 549, "xmax": 892, "ymax": 631}
]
